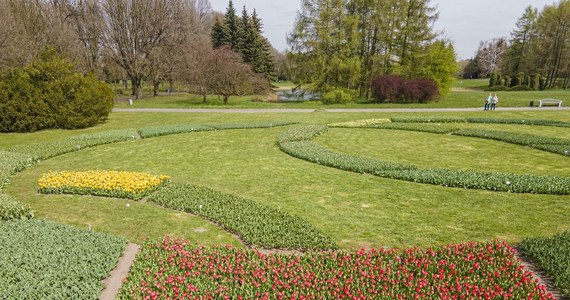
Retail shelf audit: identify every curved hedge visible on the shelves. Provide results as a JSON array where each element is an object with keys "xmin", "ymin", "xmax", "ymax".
[
  {"xmin": 278, "ymin": 126, "xmax": 570, "ymax": 195},
  {"xmin": 148, "ymin": 183, "xmax": 338, "ymax": 250}
]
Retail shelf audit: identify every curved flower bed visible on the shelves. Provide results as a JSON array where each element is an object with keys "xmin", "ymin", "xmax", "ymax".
[
  {"xmin": 278, "ymin": 126, "xmax": 570, "ymax": 195},
  {"xmin": 38, "ymin": 170, "xmax": 170, "ymax": 200},
  {"xmin": 118, "ymin": 238, "xmax": 554, "ymax": 299}
]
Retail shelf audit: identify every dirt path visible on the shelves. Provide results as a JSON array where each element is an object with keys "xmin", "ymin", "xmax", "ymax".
[
  {"xmin": 99, "ymin": 243, "xmax": 140, "ymax": 300},
  {"xmin": 512, "ymin": 247, "xmax": 568, "ymax": 300},
  {"xmin": 113, "ymin": 107, "xmax": 570, "ymax": 113}
]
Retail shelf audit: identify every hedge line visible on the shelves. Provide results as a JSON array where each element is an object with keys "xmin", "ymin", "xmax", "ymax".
[
  {"xmin": 520, "ymin": 231, "xmax": 570, "ymax": 297},
  {"xmin": 148, "ymin": 183, "xmax": 338, "ymax": 250},
  {"xmin": 453, "ymin": 129, "xmax": 570, "ymax": 157},
  {"xmin": 278, "ymin": 126, "xmax": 570, "ymax": 195},
  {"xmin": 0, "ymin": 219, "xmax": 126, "ymax": 299},
  {"xmin": 0, "ymin": 193, "xmax": 33, "ymax": 221}
]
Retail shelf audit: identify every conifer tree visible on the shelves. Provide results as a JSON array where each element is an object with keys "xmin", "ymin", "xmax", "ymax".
[
  {"xmin": 223, "ymin": 0, "xmax": 241, "ymax": 51},
  {"xmin": 211, "ymin": 17, "xmax": 229, "ymax": 49}
]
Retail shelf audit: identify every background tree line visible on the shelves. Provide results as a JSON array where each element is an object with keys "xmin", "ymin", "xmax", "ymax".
[
  {"xmin": 0, "ymin": 0, "xmax": 274, "ymax": 100},
  {"xmin": 461, "ymin": 0, "xmax": 570, "ymax": 90},
  {"xmin": 286, "ymin": 0, "xmax": 457, "ymax": 100}
]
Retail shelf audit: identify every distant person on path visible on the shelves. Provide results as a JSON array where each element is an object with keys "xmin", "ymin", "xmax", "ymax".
[
  {"xmin": 491, "ymin": 93, "xmax": 499, "ymax": 110},
  {"xmin": 484, "ymin": 93, "xmax": 492, "ymax": 110}
]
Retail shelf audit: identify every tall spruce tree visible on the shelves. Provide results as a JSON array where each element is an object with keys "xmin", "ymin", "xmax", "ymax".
[
  {"xmin": 211, "ymin": 17, "xmax": 229, "ymax": 48},
  {"xmin": 211, "ymin": 2, "xmax": 275, "ymax": 83},
  {"xmin": 224, "ymin": 0, "xmax": 242, "ymax": 51}
]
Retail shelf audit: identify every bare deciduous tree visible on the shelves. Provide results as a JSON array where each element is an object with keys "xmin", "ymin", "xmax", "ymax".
[
  {"xmin": 476, "ymin": 38, "xmax": 508, "ymax": 77},
  {"xmin": 206, "ymin": 46, "xmax": 269, "ymax": 104},
  {"xmin": 102, "ymin": 0, "xmax": 181, "ymax": 99}
]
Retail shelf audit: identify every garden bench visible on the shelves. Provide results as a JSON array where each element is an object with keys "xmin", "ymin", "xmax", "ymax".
[{"xmin": 538, "ymin": 99, "xmax": 562, "ymax": 107}]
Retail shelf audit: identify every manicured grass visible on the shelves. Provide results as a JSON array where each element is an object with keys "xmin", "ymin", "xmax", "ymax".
[
  {"xmin": 454, "ymin": 78, "xmax": 489, "ymax": 89},
  {"xmin": 5, "ymin": 116, "xmax": 569, "ymax": 249},
  {"xmin": 317, "ymin": 128, "xmax": 570, "ymax": 177}
]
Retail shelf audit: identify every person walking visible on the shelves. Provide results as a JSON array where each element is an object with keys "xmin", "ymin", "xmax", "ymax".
[
  {"xmin": 491, "ymin": 93, "xmax": 499, "ymax": 110},
  {"xmin": 484, "ymin": 93, "xmax": 492, "ymax": 110}
]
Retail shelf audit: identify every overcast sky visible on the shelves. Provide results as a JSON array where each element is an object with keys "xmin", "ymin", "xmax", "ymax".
[{"xmin": 209, "ymin": 0, "xmax": 554, "ymax": 60}]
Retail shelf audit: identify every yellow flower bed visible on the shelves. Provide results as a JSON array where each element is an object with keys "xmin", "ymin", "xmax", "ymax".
[
  {"xmin": 38, "ymin": 170, "xmax": 170, "ymax": 200},
  {"xmin": 328, "ymin": 118, "xmax": 391, "ymax": 128}
]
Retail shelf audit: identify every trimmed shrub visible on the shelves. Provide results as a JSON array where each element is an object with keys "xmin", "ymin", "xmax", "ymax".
[
  {"xmin": 0, "ymin": 48, "xmax": 113, "ymax": 132},
  {"xmin": 531, "ymin": 74, "xmax": 540, "ymax": 90},
  {"xmin": 370, "ymin": 75, "xmax": 401, "ymax": 103},
  {"xmin": 371, "ymin": 75, "xmax": 438, "ymax": 103},
  {"xmin": 520, "ymin": 231, "xmax": 570, "ymax": 297},
  {"xmin": 321, "ymin": 89, "xmax": 354, "ymax": 104},
  {"xmin": 508, "ymin": 85, "xmax": 531, "ymax": 91},
  {"xmin": 0, "ymin": 193, "xmax": 33, "ymax": 221}
]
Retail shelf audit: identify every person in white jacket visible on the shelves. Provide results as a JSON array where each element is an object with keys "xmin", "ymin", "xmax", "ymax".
[{"xmin": 491, "ymin": 94, "xmax": 499, "ymax": 110}]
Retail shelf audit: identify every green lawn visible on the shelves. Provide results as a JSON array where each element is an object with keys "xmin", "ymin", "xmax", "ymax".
[
  {"xmin": 111, "ymin": 79, "xmax": 568, "ymax": 109},
  {"xmin": 3, "ymin": 111, "xmax": 569, "ymax": 249}
]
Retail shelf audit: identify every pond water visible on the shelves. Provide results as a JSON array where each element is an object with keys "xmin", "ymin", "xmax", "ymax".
[{"xmin": 275, "ymin": 88, "xmax": 320, "ymax": 102}]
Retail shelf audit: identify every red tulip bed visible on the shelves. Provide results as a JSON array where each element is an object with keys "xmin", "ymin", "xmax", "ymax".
[{"xmin": 118, "ymin": 238, "xmax": 553, "ymax": 299}]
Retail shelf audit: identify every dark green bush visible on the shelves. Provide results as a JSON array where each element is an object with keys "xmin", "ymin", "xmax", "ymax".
[
  {"xmin": 0, "ymin": 69, "xmax": 55, "ymax": 132},
  {"xmin": 0, "ymin": 48, "xmax": 113, "ymax": 132},
  {"xmin": 508, "ymin": 85, "xmax": 531, "ymax": 91}
]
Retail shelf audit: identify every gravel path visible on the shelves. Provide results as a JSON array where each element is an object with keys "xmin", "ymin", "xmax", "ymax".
[
  {"xmin": 113, "ymin": 107, "xmax": 570, "ymax": 113},
  {"xmin": 100, "ymin": 243, "xmax": 140, "ymax": 300}
]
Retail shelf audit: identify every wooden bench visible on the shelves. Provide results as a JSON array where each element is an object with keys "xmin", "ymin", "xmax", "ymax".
[{"xmin": 538, "ymin": 99, "xmax": 562, "ymax": 107}]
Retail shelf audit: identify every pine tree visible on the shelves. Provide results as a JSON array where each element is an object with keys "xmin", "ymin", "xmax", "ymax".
[
  {"xmin": 224, "ymin": 0, "xmax": 242, "ymax": 51},
  {"xmin": 211, "ymin": 17, "xmax": 229, "ymax": 49}
]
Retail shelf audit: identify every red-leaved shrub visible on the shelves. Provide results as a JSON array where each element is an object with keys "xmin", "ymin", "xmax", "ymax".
[{"xmin": 371, "ymin": 75, "xmax": 439, "ymax": 103}]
